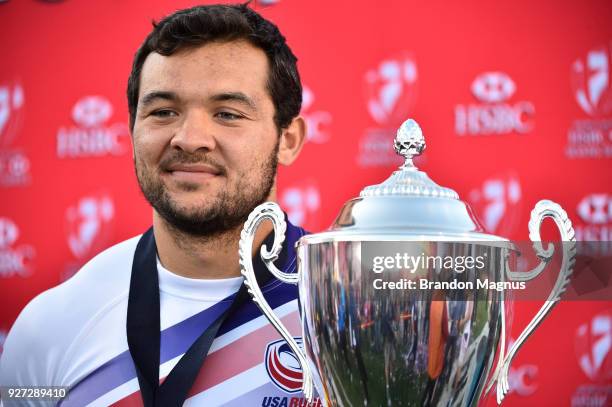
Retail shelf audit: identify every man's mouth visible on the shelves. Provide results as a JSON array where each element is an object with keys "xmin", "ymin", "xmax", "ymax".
[{"xmin": 163, "ymin": 163, "xmax": 223, "ymax": 182}]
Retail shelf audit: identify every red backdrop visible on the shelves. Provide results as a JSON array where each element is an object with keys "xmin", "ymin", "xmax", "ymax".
[{"xmin": 1, "ymin": 0, "xmax": 611, "ymax": 405}]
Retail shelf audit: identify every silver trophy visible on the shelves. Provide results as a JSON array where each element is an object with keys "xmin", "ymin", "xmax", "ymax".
[{"xmin": 239, "ymin": 119, "xmax": 576, "ymax": 406}]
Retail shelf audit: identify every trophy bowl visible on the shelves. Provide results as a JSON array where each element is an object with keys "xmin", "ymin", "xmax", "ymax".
[{"xmin": 239, "ymin": 119, "xmax": 576, "ymax": 406}]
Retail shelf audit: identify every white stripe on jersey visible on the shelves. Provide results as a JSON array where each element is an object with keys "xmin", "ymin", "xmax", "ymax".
[{"xmin": 185, "ymin": 364, "xmax": 269, "ymax": 406}]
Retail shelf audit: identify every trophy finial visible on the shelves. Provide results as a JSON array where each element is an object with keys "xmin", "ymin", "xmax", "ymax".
[
  {"xmin": 394, "ymin": 118, "xmax": 425, "ymax": 167},
  {"xmin": 361, "ymin": 118, "xmax": 457, "ymax": 199}
]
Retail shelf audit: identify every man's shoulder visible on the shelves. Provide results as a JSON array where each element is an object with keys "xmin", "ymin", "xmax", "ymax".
[
  {"xmin": 28, "ymin": 234, "xmax": 142, "ymax": 319},
  {"xmin": 41, "ymin": 234, "xmax": 142, "ymax": 307},
  {"xmin": 0, "ymin": 234, "xmax": 143, "ymax": 387}
]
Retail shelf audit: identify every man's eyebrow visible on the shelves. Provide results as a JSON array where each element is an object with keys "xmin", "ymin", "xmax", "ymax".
[
  {"xmin": 139, "ymin": 91, "xmax": 179, "ymax": 108},
  {"xmin": 210, "ymin": 92, "xmax": 258, "ymax": 111}
]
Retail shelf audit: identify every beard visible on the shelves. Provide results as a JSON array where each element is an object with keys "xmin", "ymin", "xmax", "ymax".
[{"xmin": 135, "ymin": 143, "xmax": 278, "ymax": 238}]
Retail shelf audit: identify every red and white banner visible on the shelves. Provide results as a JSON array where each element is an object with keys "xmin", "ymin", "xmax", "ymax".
[{"xmin": 1, "ymin": 1, "xmax": 610, "ymax": 405}]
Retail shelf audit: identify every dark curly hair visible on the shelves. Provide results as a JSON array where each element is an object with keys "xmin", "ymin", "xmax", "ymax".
[{"xmin": 127, "ymin": 3, "xmax": 302, "ymax": 133}]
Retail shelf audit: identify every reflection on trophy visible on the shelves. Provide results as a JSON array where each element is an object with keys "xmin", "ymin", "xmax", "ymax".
[{"xmin": 239, "ymin": 119, "xmax": 576, "ymax": 406}]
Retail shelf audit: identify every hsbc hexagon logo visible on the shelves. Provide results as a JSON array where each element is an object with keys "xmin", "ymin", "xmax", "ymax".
[
  {"xmin": 0, "ymin": 217, "xmax": 35, "ymax": 278},
  {"xmin": 65, "ymin": 193, "xmax": 115, "ymax": 260},
  {"xmin": 578, "ymin": 194, "xmax": 611, "ymax": 225},
  {"xmin": 508, "ymin": 365, "xmax": 538, "ymax": 396},
  {"xmin": 575, "ymin": 193, "xmax": 611, "ymax": 241},
  {"xmin": 571, "ymin": 43, "xmax": 612, "ymax": 117},
  {"xmin": 575, "ymin": 311, "xmax": 612, "ymax": 382},
  {"xmin": 264, "ymin": 338, "xmax": 303, "ymax": 393},
  {"xmin": 57, "ymin": 95, "xmax": 129, "ymax": 158},
  {"xmin": 365, "ymin": 53, "xmax": 418, "ymax": 127},
  {"xmin": 72, "ymin": 96, "xmax": 113, "ymax": 128},
  {"xmin": 471, "ymin": 72, "xmax": 516, "ymax": 103}
]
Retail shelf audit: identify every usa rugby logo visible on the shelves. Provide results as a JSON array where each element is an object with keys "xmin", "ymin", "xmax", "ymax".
[{"xmin": 264, "ymin": 338, "xmax": 303, "ymax": 393}]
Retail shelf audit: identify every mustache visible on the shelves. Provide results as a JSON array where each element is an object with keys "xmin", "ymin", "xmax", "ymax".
[{"xmin": 159, "ymin": 151, "xmax": 227, "ymax": 176}]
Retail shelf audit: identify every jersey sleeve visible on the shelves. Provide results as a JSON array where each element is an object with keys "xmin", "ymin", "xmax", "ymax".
[{"xmin": 0, "ymin": 291, "xmax": 64, "ymax": 407}]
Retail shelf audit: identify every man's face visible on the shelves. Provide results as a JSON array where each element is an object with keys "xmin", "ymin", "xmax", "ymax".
[{"xmin": 132, "ymin": 40, "xmax": 280, "ymax": 236}]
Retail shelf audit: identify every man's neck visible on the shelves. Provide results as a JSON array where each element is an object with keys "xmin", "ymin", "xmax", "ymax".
[{"xmin": 153, "ymin": 211, "xmax": 273, "ymax": 279}]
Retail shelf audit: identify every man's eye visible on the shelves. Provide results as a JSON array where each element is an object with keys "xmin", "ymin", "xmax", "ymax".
[
  {"xmin": 215, "ymin": 111, "xmax": 242, "ymax": 121},
  {"xmin": 151, "ymin": 109, "xmax": 177, "ymax": 118}
]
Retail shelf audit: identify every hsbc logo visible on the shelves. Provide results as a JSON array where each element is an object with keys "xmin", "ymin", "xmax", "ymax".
[
  {"xmin": 575, "ymin": 312, "xmax": 612, "ymax": 382},
  {"xmin": 578, "ymin": 194, "xmax": 611, "ymax": 224},
  {"xmin": 575, "ymin": 193, "xmax": 611, "ymax": 241},
  {"xmin": 301, "ymin": 86, "xmax": 332, "ymax": 144},
  {"xmin": 365, "ymin": 54, "xmax": 418, "ymax": 127},
  {"xmin": 65, "ymin": 194, "xmax": 114, "ymax": 260},
  {"xmin": 471, "ymin": 72, "xmax": 516, "ymax": 103},
  {"xmin": 0, "ymin": 217, "xmax": 35, "ymax": 278},
  {"xmin": 508, "ymin": 365, "xmax": 538, "ymax": 396},
  {"xmin": 455, "ymin": 71, "xmax": 535, "ymax": 136},
  {"xmin": 72, "ymin": 96, "xmax": 112, "ymax": 127},
  {"xmin": 56, "ymin": 95, "xmax": 129, "ymax": 158}
]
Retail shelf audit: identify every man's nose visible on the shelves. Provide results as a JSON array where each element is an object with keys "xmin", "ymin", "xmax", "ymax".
[{"xmin": 170, "ymin": 110, "xmax": 216, "ymax": 153}]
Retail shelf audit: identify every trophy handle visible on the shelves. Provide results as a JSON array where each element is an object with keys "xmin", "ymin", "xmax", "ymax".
[
  {"xmin": 239, "ymin": 202, "xmax": 315, "ymax": 402},
  {"xmin": 487, "ymin": 200, "xmax": 576, "ymax": 404}
]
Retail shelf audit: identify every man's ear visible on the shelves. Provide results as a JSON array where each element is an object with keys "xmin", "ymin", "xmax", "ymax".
[{"xmin": 277, "ymin": 116, "xmax": 307, "ymax": 166}]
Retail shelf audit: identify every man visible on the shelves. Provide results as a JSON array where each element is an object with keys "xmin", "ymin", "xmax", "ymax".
[{"xmin": 0, "ymin": 3, "xmax": 312, "ymax": 406}]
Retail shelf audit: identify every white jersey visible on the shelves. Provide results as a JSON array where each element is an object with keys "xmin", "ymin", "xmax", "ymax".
[{"xmin": 0, "ymin": 222, "xmax": 318, "ymax": 407}]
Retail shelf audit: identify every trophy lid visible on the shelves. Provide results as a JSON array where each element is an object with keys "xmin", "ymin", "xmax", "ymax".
[{"xmin": 301, "ymin": 119, "xmax": 508, "ymax": 244}]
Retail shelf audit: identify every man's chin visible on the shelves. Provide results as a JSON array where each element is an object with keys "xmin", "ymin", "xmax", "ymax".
[
  {"xmin": 166, "ymin": 181, "xmax": 212, "ymax": 194},
  {"xmin": 158, "ymin": 208, "xmax": 249, "ymax": 237}
]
